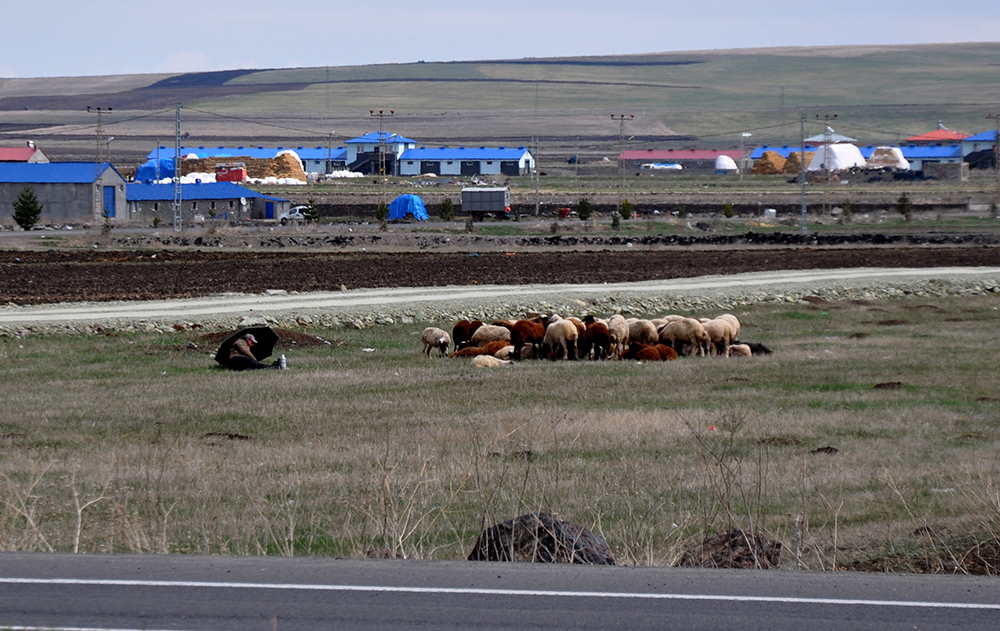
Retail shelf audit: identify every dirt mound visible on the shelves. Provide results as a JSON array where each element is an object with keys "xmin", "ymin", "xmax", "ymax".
[{"xmin": 751, "ymin": 151, "xmax": 786, "ymax": 175}]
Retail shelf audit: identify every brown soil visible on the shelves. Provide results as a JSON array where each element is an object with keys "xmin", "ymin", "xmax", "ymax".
[{"xmin": 2, "ymin": 246, "xmax": 999, "ymax": 305}]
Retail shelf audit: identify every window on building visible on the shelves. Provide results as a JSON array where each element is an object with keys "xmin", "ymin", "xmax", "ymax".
[
  {"xmin": 210, "ymin": 201, "xmax": 216, "ymax": 210},
  {"xmin": 486, "ymin": 161, "xmax": 494, "ymax": 165},
  {"xmin": 192, "ymin": 202, "xmax": 198, "ymax": 210},
  {"xmin": 153, "ymin": 202, "xmax": 159, "ymax": 211},
  {"xmin": 229, "ymin": 200, "xmax": 234, "ymax": 208}
]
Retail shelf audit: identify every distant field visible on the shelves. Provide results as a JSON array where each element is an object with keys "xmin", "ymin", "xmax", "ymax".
[{"xmin": 2, "ymin": 42, "xmax": 999, "ymax": 163}]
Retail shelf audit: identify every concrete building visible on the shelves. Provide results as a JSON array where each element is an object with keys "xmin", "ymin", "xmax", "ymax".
[
  {"xmin": 0, "ymin": 162, "xmax": 125, "ymax": 226},
  {"xmin": 345, "ymin": 132, "xmax": 417, "ymax": 175},
  {"xmin": 126, "ymin": 182, "xmax": 289, "ymax": 224},
  {"xmin": 398, "ymin": 146, "xmax": 534, "ymax": 177},
  {"xmin": 961, "ymin": 131, "xmax": 997, "ymax": 169}
]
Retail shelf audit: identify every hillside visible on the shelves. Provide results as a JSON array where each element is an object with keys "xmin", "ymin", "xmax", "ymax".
[{"xmin": 1, "ymin": 42, "xmax": 998, "ymax": 164}]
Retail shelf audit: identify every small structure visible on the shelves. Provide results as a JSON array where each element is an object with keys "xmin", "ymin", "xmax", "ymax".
[
  {"xmin": 714, "ymin": 154, "xmax": 738, "ymax": 174},
  {"xmin": 0, "ymin": 162, "xmax": 125, "ymax": 225},
  {"xmin": 215, "ymin": 163, "xmax": 247, "ymax": 182},
  {"xmin": 387, "ymin": 194, "xmax": 428, "ymax": 221},
  {"xmin": 961, "ymin": 130, "xmax": 997, "ymax": 169},
  {"xmin": 0, "ymin": 142, "xmax": 49, "ymax": 164},
  {"xmin": 125, "ymin": 182, "xmax": 289, "ymax": 224},
  {"xmin": 399, "ymin": 146, "xmax": 533, "ymax": 177}
]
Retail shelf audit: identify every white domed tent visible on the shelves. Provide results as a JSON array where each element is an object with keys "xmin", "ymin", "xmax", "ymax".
[
  {"xmin": 714, "ymin": 155, "xmax": 738, "ymax": 172},
  {"xmin": 806, "ymin": 144, "xmax": 866, "ymax": 171},
  {"xmin": 865, "ymin": 146, "xmax": 909, "ymax": 170}
]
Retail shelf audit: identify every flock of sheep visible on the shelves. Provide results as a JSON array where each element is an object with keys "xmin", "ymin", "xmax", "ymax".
[{"xmin": 421, "ymin": 313, "xmax": 771, "ymax": 367}]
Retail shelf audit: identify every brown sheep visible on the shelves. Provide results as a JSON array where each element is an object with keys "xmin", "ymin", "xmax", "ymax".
[
  {"xmin": 452, "ymin": 320, "xmax": 484, "ymax": 350},
  {"xmin": 578, "ymin": 320, "xmax": 611, "ymax": 360},
  {"xmin": 510, "ymin": 318, "xmax": 546, "ymax": 360},
  {"xmin": 449, "ymin": 340, "xmax": 511, "ymax": 358}
]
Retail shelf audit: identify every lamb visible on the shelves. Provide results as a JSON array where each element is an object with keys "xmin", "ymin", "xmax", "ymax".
[
  {"xmin": 542, "ymin": 319, "xmax": 579, "ymax": 360},
  {"xmin": 494, "ymin": 345, "xmax": 516, "ymax": 360},
  {"xmin": 452, "ymin": 320, "xmax": 484, "ymax": 350},
  {"xmin": 421, "ymin": 327, "xmax": 451, "ymax": 357},
  {"xmin": 472, "ymin": 355, "xmax": 513, "ymax": 368},
  {"xmin": 470, "ymin": 324, "xmax": 511, "ymax": 347},
  {"xmin": 606, "ymin": 314, "xmax": 630, "ymax": 359},
  {"xmin": 728, "ymin": 343, "xmax": 752, "ymax": 357}
]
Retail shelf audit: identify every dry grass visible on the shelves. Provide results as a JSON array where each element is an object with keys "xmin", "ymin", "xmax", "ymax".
[{"xmin": 1, "ymin": 294, "xmax": 999, "ymax": 571}]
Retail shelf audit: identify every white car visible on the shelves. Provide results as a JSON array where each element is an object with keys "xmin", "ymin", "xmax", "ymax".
[{"xmin": 278, "ymin": 205, "xmax": 310, "ymax": 225}]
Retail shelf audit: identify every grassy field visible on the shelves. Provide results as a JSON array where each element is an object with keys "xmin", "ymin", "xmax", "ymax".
[{"xmin": 1, "ymin": 294, "xmax": 999, "ymax": 571}]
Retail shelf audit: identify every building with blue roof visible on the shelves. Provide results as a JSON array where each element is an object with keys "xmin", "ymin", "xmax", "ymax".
[
  {"xmin": 398, "ymin": 145, "xmax": 534, "ymax": 177},
  {"xmin": 344, "ymin": 132, "xmax": 417, "ymax": 175},
  {"xmin": 126, "ymin": 182, "xmax": 289, "ymax": 224},
  {"xmin": 961, "ymin": 131, "xmax": 997, "ymax": 169},
  {"xmin": 0, "ymin": 162, "xmax": 126, "ymax": 226}
]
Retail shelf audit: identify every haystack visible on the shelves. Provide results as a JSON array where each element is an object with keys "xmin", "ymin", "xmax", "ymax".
[
  {"xmin": 782, "ymin": 151, "xmax": 813, "ymax": 174},
  {"xmin": 751, "ymin": 151, "xmax": 786, "ymax": 175},
  {"xmin": 271, "ymin": 153, "xmax": 307, "ymax": 182},
  {"xmin": 866, "ymin": 146, "xmax": 910, "ymax": 170}
]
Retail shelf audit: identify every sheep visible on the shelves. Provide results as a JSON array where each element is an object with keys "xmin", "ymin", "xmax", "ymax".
[
  {"xmin": 659, "ymin": 318, "xmax": 709, "ymax": 357},
  {"xmin": 733, "ymin": 341, "xmax": 773, "ymax": 356},
  {"xmin": 701, "ymin": 319, "xmax": 734, "ymax": 357},
  {"xmin": 421, "ymin": 327, "xmax": 450, "ymax": 357},
  {"xmin": 578, "ymin": 320, "xmax": 610, "ymax": 360},
  {"xmin": 541, "ymin": 319, "xmax": 579, "ymax": 360},
  {"xmin": 716, "ymin": 314, "xmax": 741, "ymax": 340},
  {"xmin": 452, "ymin": 320, "xmax": 484, "ymax": 350},
  {"xmin": 509, "ymin": 318, "xmax": 546, "ymax": 360},
  {"xmin": 623, "ymin": 342, "xmax": 677, "ymax": 362},
  {"xmin": 628, "ymin": 319, "xmax": 659, "ymax": 346},
  {"xmin": 519, "ymin": 342, "xmax": 536, "ymax": 360},
  {"xmin": 495, "ymin": 345, "xmax": 516, "ymax": 360},
  {"xmin": 606, "ymin": 314, "xmax": 630, "ymax": 359},
  {"xmin": 728, "ymin": 343, "xmax": 752, "ymax": 357},
  {"xmin": 449, "ymin": 340, "xmax": 511, "ymax": 358},
  {"xmin": 470, "ymin": 324, "xmax": 511, "ymax": 347},
  {"xmin": 472, "ymin": 355, "xmax": 513, "ymax": 368}
]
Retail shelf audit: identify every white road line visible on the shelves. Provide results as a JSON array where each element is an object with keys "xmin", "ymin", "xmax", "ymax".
[{"xmin": 1, "ymin": 577, "xmax": 997, "ymax": 610}]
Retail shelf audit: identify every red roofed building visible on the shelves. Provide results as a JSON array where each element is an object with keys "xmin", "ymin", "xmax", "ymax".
[
  {"xmin": 0, "ymin": 142, "xmax": 49, "ymax": 164},
  {"xmin": 905, "ymin": 129, "xmax": 969, "ymax": 145}
]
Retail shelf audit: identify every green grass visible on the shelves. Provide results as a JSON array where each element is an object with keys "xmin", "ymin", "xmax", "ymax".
[{"xmin": 0, "ymin": 294, "xmax": 998, "ymax": 570}]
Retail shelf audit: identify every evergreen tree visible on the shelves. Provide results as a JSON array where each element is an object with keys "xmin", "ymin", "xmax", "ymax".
[
  {"xmin": 13, "ymin": 186, "xmax": 43, "ymax": 231},
  {"xmin": 439, "ymin": 198, "xmax": 455, "ymax": 221},
  {"xmin": 577, "ymin": 197, "xmax": 593, "ymax": 221}
]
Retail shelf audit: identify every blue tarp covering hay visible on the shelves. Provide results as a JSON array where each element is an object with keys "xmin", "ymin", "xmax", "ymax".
[{"xmin": 388, "ymin": 194, "xmax": 429, "ymax": 221}]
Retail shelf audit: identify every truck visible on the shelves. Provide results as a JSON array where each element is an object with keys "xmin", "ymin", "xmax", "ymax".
[{"xmin": 461, "ymin": 187, "xmax": 511, "ymax": 221}]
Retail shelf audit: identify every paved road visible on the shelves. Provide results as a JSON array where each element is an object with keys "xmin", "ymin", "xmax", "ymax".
[
  {"xmin": 0, "ymin": 553, "xmax": 997, "ymax": 630},
  {"xmin": 2, "ymin": 266, "xmax": 1000, "ymax": 326}
]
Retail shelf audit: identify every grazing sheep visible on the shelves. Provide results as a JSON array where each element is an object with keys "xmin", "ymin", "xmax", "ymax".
[
  {"xmin": 659, "ymin": 318, "xmax": 709, "ymax": 357},
  {"xmin": 728, "ymin": 343, "xmax": 752, "ymax": 358},
  {"xmin": 579, "ymin": 321, "xmax": 611, "ymax": 360},
  {"xmin": 421, "ymin": 327, "xmax": 451, "ymax": 357},
  {"xmin": 734, "ymin": 341, "xmax": 773, "ymax": 356},
  {"xmin": 717, "ymin": 314, "xmax": 741, "ymax": 340},
  {"xmin": 492, "ymin": 319, "xmax": 516, "ymax": 329},
  {"xmin": 471, "ymin": 324, "xmax": 511, "ymax": 347},
  {"xmin": 606, "ymin": 314, "xmax": 630, "ymax": 359},
  {"xmin": 654, "ymin": 344, "xmax": 679, "ymax": 361},
  {"xmin": 510, "ymin": 318, "xmax": 546, "ymax": 360},
  {"xmin": 449, "ymin": 340, "xmax": 511, "ymax": 358},
  {"xmin": 452, "ymin": 320, "xmax": 484, "ymax": 350},
  {"xmin": 472, "ymin": 355, "xmax": 513, "ymax": 368},
  {"xmin": 628, "ymin": 319, "xmax": 659, "ymax": 346},
  {"xmin": 701, "ymin": 319, "xmax": 734, "ymax": 357},
  {"xmin": 542, "ymin": 319, "xmax": 579, "ymax": 360}
]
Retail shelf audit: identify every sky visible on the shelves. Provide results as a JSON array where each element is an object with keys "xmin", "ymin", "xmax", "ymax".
[{"xmin": 3, "ymin": 0, "xmax": 998, "ymax": 78}]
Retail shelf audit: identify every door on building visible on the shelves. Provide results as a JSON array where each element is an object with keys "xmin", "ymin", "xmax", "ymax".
[
  {"xmin": 265, "ymin": 202, "xmax": 274, "ymax": 219},
  {"xmin": 102, "ymin": 186, "xmax": 116, "ymax": 218},
  {"xmin": 500, "ymin": 161, "xmax": 520, "ymax": 176},
  {"xmin": 460, "ymin": 161, "xmax": 480, "ymax": 176},
  {"xmin": 420, "ymin": 161, "xmax": 441, "ymax": 175}
]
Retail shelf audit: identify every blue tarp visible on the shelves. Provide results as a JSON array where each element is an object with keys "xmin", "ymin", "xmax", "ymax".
[
  {"xmin": 388, "ymin": 194, "xmax": 428, "ymax": 221},
  {"xmin": 135, "ymin": 158, "xmax": 176, "ymax": 182}
]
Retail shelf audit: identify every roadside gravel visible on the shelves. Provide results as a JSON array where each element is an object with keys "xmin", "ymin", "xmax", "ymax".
[{"xmin": 2, "ymin": 267, "xmax": 998, "ymax": 337}]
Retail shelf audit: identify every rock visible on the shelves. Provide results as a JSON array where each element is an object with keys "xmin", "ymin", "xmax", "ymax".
[
  {"xmin": 467, "ymin": 512, "xmax": 616, "ymax": 565},
  {"xmin": 677, "ymin": 526, "xmax": 782, "ymax": 569}
]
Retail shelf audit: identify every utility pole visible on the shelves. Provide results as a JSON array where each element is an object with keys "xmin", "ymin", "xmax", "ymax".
[
  {"xmin": 612, "ymin": 114, "xmax": 633, "ymax": 191},
  {"xmin": 533, "ymin": 136, "xmax": 540, "ymax": 217},
  {"xmin": 740, "ymin": 132, "xmax": 752, "ymax": 181},
  {"xmin": 800, "ymin": 116, "xmax": 807, "ymax": 235},
  {"xmin": 326, "ymin": 130, "xmax": 336, "ymax": 175},
  {"xmin": 370, "ymin": 110, "xmax": 394, "ymax": 223},
  {"xmin": 173, "ymin": 103, "xmax": 182, "ymax": 233},
  {"xmin": 989, "ymin": 114, "xmax": 1000, "ymax": 217},
  {"xmin": 816, "ymin": 114, "xmax": 838, "ymax": 216},
  {"xmin": 87, "ymin": 106, "xmax": 111, "ymax": 225}
]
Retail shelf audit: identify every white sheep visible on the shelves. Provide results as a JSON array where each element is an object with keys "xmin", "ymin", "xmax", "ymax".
[
  {"xmin": 470, "ymin": 324, "xmax": 511, "ymax": 347},
  {"xmin": 728, "ymin": 343, "xmax": 752, "ymax": 357},
  {"xmin": 628, "ymin": 319, "xmax": 659, "ymax": 346},
  {"xmin": 606, "ymin": 314, "xmax": 630, "ymax": 359},
  {"xmin": 495, "ymin": 345, "xmax": 516, "ymax": 360},
  {"xmin": 717, "ymin": 314, "xmax": 741, "ymax": 340},
  {"xmin": 542, "ymin": 319, "xmax": 580, "ymax": 360},
  {"xmin": 701, "ymin": 319, "xmax": 734, "ymax": 357},
  {"xmin": 421, "ymin": 327, "xmax": 451, "ymax": 357},
  {"xmin": 472, "ymin": 355, "xmax": 513, "ymax": 368}
]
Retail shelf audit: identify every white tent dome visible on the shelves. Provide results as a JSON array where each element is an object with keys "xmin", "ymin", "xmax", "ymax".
[
  {"xmin": 806, "ymin": 144, "xmax": 866, "ymax": 171},
  {"xmin": 715, "ymin": 155, "xmax": 738, "ymax": 171}
]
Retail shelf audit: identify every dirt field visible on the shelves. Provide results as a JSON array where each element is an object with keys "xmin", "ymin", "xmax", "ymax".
[{"xmin": 2, "ymin": 244, "xmax": 999, "ymax": 305}]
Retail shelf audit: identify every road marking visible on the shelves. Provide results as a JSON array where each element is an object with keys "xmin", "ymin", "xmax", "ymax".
[{"xmin": 1, "ymin": 577, "xmax": 998, "ymax": 610}]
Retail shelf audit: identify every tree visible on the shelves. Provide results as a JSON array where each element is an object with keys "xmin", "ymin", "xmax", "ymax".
[
  {"xmin": 676, "ymin": 204, "xmax": 687, "ymax": 219},
  {"xmin": 723, "ymin": 202, "xmax": 735, "ymax": 219},
  {"xmin": 897, "ymin": 193, "xmax": 913, "ymax": 222},
  {"xmin": 618, "ymin": 198, "xmax": 633, "ymax": 221},
  {"xmin": 301, "ymin": 198, "xmax": 321, "ymax": 224},
  {"xmin": 439, "ymin": 198, "xmax": 455, "ymax": 221},
  {"xmin": 577, "ymin": 197, "xmax": 593, "ymax": 221},
  {"xmin": 13, "ymin": 186, "xmax": 43, "ymax": 231},
  {"xmin": 376, "ymin": 201, "xmax": 389, "ymax": 231}
]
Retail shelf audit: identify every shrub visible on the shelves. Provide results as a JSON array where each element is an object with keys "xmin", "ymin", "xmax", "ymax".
[
  {"xmin": 13, "ymin": 186, "xmax": 43, "ymax": 231},
  {"xmin": 618, "ymin": 198, "xmax": 633, "ymax": 221},
  {"xmin": 439, "ymin": 198, "xmax": 455, "ymax": 221},
  {"xmin": 376, "ymin": 201, "xmax": 389, "ymax": 222},
  {"xmin": 612, "ymin": 212, "xmax": 621, "ymax": 231},
  {"xmin": 577, "ymin": 197, "xmax": 593, "ymax": 221},
  {"xmin": 302, "ymin": 198, "xmax": 321, "ymax": 224},
  {"xmin": 676, "ymin": 204, "xmax": 687, "ymax": 219},
  {"xmin": 897, "ymin": 193, "xmax": 912, "ymax": 222},
  {"xmin": 723, "ymin": 203, "xmax": 735, "ymax": 219},
  {"xmin": 152, "ymin": 217, "xmax": 161, "ymax": 228},
  {"xmin": 841, "ymin": 201, "xmax": 852, "ymax": 223}
]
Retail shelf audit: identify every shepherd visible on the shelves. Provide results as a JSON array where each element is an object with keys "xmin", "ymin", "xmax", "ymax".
[{"xmin": 214, "ymin": 327, "xmax": 287, "ymax": 371}]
